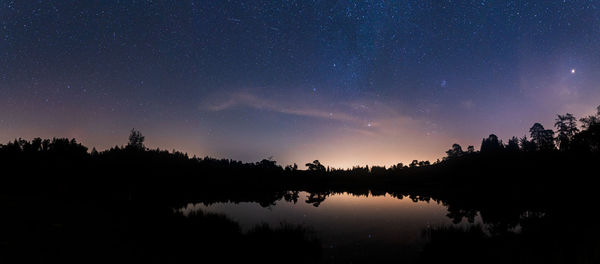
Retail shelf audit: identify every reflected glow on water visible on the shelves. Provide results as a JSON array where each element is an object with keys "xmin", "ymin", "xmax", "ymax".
[{"xmin": 179, "ymin": 192, "xmax": 483, "ymax": 261}]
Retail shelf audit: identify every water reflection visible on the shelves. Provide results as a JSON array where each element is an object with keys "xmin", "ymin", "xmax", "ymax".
[{"xmin": 178, "ymin": 192, "xmax": 484, "ymax": 262}]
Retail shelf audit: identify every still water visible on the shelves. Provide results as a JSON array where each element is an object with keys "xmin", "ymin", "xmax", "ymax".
[{"xmin": 179, "ymin": 192, "xmax": 482, "ymax": 262}]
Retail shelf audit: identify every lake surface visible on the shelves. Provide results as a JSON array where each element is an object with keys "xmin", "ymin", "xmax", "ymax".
[{"xmin": 178, "ymin": 192, "xmax": 483, "ymax": 262}]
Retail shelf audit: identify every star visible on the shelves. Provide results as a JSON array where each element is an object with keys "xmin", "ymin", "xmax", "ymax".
[{"xmin": 571, "ymin": 69, "xmax": 575, "ymax": 74}]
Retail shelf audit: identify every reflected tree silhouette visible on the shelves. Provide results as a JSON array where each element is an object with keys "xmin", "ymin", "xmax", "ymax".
[{"xmin": 305, "ymin": 192, "xmax": 330, "ymax": 207}]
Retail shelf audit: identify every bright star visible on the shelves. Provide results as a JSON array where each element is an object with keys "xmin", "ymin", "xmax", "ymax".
[{"xmin": 571, "ymin": 69, "xmax": 575, "ymax": 74}]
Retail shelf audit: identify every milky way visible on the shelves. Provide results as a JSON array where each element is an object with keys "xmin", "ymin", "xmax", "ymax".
[{"xmin": 2, "ymin": 1, "xmax": 600, "ymax": 167}]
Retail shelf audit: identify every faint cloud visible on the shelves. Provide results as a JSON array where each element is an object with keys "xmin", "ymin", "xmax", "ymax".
[
  {"xmin": 200, "ymin": 91, "xmax": 426, "ymax": 137},
  {"xmin": 202, "ymin": 91, "xmax": 359, "ymax": 124}
]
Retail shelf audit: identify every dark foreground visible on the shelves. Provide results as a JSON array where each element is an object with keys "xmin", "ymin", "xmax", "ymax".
[{"xmin": 1, "ymin": 130, "xmax": 600, "ymax": 263}]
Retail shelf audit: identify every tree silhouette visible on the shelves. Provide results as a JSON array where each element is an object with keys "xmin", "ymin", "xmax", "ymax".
[
  {"xmin": 480, "ymin": 134, "xmax": 503, "ymax": 153},
  {"xmin": 579, "ymin": 105, "xmax": 600, "ymax": 129},
  {"xmin": 390, "ymin": 163, "xmax": 405, "ymax": 170},
  {"xmin": 506, "ymin": 136, "xmax": 520, "ymax": 152},
  {"xmin": 409, "ymin": 160, "xmax": 419, "ymax": 168},
  {"xmin": 284, "ymin": 163, "xmax": 299, "ymax": 172},
  {"xmin": 91, "ymin": 147, "xmax": 99, "ymax": 156},
  {"xmin": 519, "ymin": 136, "xmax": 536, "ymax": 152},
  {"xmin": 529, "ymin": 123, "xmax": 555, "ymax": 151},
  {"xmin": 258, "ymin": 159, "xmax": 278, "ymax": 169},
  {"xmin": 572, "ymin": 108, "xmax": 600, "ymax": 152},
  {"xmin": 31, "ymin": 138, "xmax": 42, "ymax": 152},
  {"xmin": 127, "ymin": 128, "xmax": 145, "ymax": 150},
  {"xmin": 446, "ymin": 143, "xmax": 463, "ymax": 159},
  {"xmin": 466, "ymin": 145, "xmax": 475, "ymax": 154},
  {"xmin": 554, "ymin": 113, "xmax": 579, "ymax": 151},
  {"xmin": 305, "ymin": 160, "xmax": 326, "ymax": 172}
]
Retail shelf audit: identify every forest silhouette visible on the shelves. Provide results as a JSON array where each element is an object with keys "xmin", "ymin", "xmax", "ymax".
[{"xmin": 1, "ymin": 107, "xmax": 600, "ymax": 263}]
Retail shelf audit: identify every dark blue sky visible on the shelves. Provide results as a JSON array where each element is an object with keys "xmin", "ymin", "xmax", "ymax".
[{"xmin": 2, "ymin": 1, "xmax": 600, "ymax": 167}]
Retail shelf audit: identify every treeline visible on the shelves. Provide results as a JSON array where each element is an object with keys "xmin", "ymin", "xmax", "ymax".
[
  {"xmin": 446, "ymin": 106, "xmax": 600, "ymax": 159},
  {"xmin": 1, "ymin": 105, "xmax": 599, "ymax": 182},
  {"xmin": 0, "ymin": 105, "xmax": 598, "ymax": 201}
]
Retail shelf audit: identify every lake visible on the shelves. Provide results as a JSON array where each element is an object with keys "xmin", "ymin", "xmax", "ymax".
[{"xmin": 178, "ymin": 191, "xmax": 484, "ymax": 263}]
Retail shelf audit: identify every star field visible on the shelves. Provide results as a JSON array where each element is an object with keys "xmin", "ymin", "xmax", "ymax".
[{"xmin": 2, "ymin": 1, "xmax": 600, "ymax": 167}]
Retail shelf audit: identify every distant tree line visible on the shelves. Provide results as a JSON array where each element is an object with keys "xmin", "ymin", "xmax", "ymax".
[
  {"xmin": 1, "ymin": 106, "xmax": 599, "ymax": 180},
  {"xmin": 444, "ymin": 105, "xmax": 600, "ymax": 159}
]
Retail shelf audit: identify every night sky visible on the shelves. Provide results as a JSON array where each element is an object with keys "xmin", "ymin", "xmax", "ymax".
[{"xmin": 2, "ymin": 1, "xmax": 600, "ymax": 168}]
